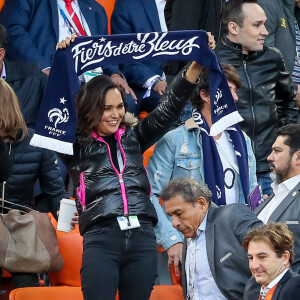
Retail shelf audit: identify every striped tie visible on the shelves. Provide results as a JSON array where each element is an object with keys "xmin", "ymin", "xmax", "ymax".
[
  {"xmin": 64, "ymin": 0, "xmax": 86, "ymax": 36},
  {"xmin": 259, "ymin": 287, "xmax": 270, "ymax": 300},
  {"xmin": 259, "ymin": 284, "xmax": 278, "ymax": 300}
]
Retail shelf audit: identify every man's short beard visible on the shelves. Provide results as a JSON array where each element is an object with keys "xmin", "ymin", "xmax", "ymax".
[
  {"xmin": 269, "ymin": 157, "xmax": 292, "ymax": 184},
  {"xmin": 270, "ymin": 171, "xmax": 282, "ymax": 184}
]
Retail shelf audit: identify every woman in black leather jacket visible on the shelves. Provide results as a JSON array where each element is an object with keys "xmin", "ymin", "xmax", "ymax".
[{"xmin": 58, "ymin": 54, "xmax": 208, "ymax": 299}]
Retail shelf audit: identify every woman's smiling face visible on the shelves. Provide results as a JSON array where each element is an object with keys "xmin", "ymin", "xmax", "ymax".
[{"xmin": 97, "ymin": 88, "xmax": 125, "ymax": 136}]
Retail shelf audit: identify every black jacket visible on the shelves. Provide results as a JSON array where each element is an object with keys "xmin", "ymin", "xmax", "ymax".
[
  {"xmin": 164, "ymin": 0, "xmax": 225, "ymax": 76},
  {"xmin": 0, "ymin": 129, "xmax": 66, "ymax": 215},
  {"xmin": 165, "ymin": 0, "xmax": 225, "ymax": 42},
  {"xmin": 5, "ymin": 58, "xmax": 47, "ymax": 129},
  {"xmin": 258, "ymin": 0, "xmax": 296, "ymax": 74},
  {"xmin": 60, "ymin": 73, "xmax": 196, "ymax": 235},
  {"xmin": 216, "ymin": 38, "xmax": 298, "ymax": 172},
  {"xmin": 296, "ymin": 6, "xmax": 300, "ymax": 29},
  {"xmin": 0, "ymin": 137, "xmax": 11, "ymax": 182}
]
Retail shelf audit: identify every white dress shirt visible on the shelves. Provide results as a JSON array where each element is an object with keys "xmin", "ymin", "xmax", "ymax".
[
  {"xmin": 258, "ymin": 174, "xmax": 300, "ymax": 223},
  {"xmin": 155, "ymin": 0, "xmax": 168, "ymax": 32},
  {"xmin": 57, "ymin": 0, "xmax": 90, "ymax": 42},
  {"xmin": 215, "ymin": 132, "xmax": 240, "ymax": 204},
  {"xmin": 259, "ymin": 268, "xmax": 289, "ymax": 299},
  {"xmin": 0, "ymin": 61, "xmax": 6, "ymax": 79},
  {"xmin": 186, "ymin": 213, "xmax": 226, "ymax": 300},
  {"xmin": 144, "ymin": 0, "xmax": 167, "ymax": 89}
]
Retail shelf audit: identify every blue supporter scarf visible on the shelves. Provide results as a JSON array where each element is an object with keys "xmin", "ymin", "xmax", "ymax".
[
  {"xmin": 192, "ymin": 109, "xmax": 249, "ymax": 205},
  {"xmin": 30, "ymin": 31, "xmax": 242, "ymax": 154}
]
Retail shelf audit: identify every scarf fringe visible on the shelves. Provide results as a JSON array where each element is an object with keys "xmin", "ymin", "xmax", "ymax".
[
  {"xmin": 210, "ymin": 111, "xmax": 243, "ymax": 137},
  {"xmin": 30, "ymin": 134, "xmax": 74, "ymax": 155}
]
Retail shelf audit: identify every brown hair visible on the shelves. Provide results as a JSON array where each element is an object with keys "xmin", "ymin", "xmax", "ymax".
[
  {"xmin": 191, "ymin": 63, "xmax": 241, "ymax": 111},
  {"xmin": 76, "ymin": 75, "xmax": 127, "ymax": 137},
  {"xmin": 221, "ymin": 64, "xmax": 242, "ymax": 89},
  {"xmin": 0, "ymin": 79, "xmax": 28, "ymax": 142},
  {"xmin": 243, "ymin": 223, "xmax": 295, "ymax": 264}
]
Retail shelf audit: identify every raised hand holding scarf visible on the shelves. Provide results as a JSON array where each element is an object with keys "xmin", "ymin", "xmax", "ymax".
[{"xmin": 30, "ymin": 31, "xmax": 242, "ymax": 154}]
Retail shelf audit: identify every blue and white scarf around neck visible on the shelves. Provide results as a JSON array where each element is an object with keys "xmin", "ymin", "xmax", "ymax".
[
  {"xmin": 192, "ymin": 109, "xmax": 249, "ymax": 205},
  {"xmin": 30, "ymin": 31, "xmax": 242, "ymax": 154}
]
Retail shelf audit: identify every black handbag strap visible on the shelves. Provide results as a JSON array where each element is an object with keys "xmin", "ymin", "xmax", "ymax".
[{"xmin": 0, "ymin": 197, "xmax": 33, "ymax": 214}]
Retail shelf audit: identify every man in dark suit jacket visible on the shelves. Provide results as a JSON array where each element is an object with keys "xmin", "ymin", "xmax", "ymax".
[
  {"xmin": 0, "ymin": 24, "xmax": 47, "ymax": 129},
  {"xmin": 161, "ymin": 177, "xmax": 262, "ymax": 300},
  {"xmin": 111, "ymin": 0, "xmax": 166, "ymax": 115},
  {"xmin": 244, "ymin": 124, "xmax": 300, "ymax": 300},
  {"xmin": 0, "ymin": 0, "xmax": 135, "ymax": 99},
  {"xmin": 255, "ymin": 124, "xmax": 300, "ymax": 273},
  {"xmin": 243, "ymin": 223, "xmax": 300, "ymax": 300}
]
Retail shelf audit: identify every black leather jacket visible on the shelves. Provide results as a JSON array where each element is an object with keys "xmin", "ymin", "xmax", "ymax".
[
  {"xmin": 216, "ymin": 38, "xmax": 298, "ymax": 172},
  {"xmin": 61, "ymin": 73, "xmax": 196, "ymax": 235}
]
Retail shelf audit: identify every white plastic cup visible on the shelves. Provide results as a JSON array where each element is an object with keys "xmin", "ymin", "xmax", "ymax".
[{"xmin": 57, "ymin": 198, "xmax": 77, "ymax": 233}]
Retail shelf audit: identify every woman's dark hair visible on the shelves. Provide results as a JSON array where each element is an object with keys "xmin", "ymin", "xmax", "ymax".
[{"xmin": 76, "ymin": 75, "xmax": 127, "ymax": 136}]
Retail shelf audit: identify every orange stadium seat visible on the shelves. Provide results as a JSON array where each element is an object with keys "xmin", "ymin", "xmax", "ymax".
[
  {"xmin": 9, "ymin": 285, "xmax": 184, "ymax": 300},
  {"xmin": 48, "ymin": 233, "xmax": 83, "ymax": 287},
  {"xmin": 9, "ymin": 287, "xmax": 83, "ymax": 300},
  {"xmin": 143, "ymin": 144, "xmax": 155, "ymax": 167},
  {"xmin": 151, "ymin": 285, "xmax": 184, "ymax": 300}
]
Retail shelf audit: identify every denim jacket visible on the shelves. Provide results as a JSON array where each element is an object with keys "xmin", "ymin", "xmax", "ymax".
[{"xmin": 147, "ymin": 118, "xmax": 257, "ymax": 250}]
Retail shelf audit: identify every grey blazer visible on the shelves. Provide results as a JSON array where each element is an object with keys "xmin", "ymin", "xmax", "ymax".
[
  {"xmin": 244, "ymin": 181, "xmax": 300, "ymax": 300},
  {"xmin": 181, "ymin": 203, "xmax": 262, "ymax": 300},
  {"xmin": 254, "ymin": 181, "xmax": 300, "ymax": 273}
]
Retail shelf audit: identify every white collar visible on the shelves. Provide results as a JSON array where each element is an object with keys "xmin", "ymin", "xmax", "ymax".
[
  {"xmin": 271, "ymin": 173, "xmax": 300, "ymax": 194},
  {"xmin": 260, "ymin": 268, "xmax": 289, "ymax": 293},
  {"xmin": 1, "ymin": 60, "xmax": 6, "ymax": 80}
]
